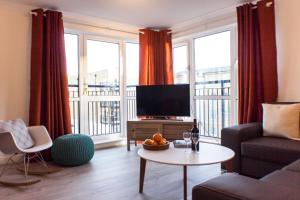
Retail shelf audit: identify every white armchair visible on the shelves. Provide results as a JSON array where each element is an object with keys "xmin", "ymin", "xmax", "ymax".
[{"xmin": 0, "ymin": 125, "xmax": 52, "ymax": 185}]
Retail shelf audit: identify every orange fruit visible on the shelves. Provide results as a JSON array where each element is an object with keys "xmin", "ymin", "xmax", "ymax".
[
  {"xmin": 144, "ymin": 139, "xmax": 154, "ymax": 145},
  {"xmin": 153, "ymin": 140, "xmax": 159, "ymax": 145},
  {"xmin": 153, "ymin": 133, "xmax": 163, "ymax": 142}
]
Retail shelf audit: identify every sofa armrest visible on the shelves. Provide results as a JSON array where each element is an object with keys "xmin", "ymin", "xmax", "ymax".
[
  {"xmin": 192, "ymin": 173, "xmax": 300, "ymax": 200},
  {"xmin": 221, "ymin": 123, "xmax": 262, "ymax": 173}
]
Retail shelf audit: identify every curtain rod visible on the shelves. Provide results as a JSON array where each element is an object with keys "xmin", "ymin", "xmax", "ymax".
[
  {"xmin": 29, "ymin": 11, "xmax": 43, "ymax": 16},
  {"xmin": 139, "ymin": 30, "xmax": 172, "ymax": 34},
  {"xmin": 252, "ymin": 1, "xmax": 273, "ymax": 9},
  {"xmin": 29, "ymin": 11, "xmax": 139, "ymax": 35}
]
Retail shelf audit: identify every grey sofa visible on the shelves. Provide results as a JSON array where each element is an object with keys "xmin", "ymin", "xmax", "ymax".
[
  {"xmin": 192, "ymin": 115, "xmax": 300, "ymax": 200},
  {"xmin": 221, "ymin": 123, "xmax": 300, "ymax": 178},
  {"xmin": 192, "ymin": 159, "xmax": 300, "ymax": 200}
]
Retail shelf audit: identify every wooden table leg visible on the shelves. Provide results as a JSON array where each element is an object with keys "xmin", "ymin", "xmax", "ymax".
[
  {"xmin": 183, "ymin": 165, "xmax": 187, "ymax": 200},
  {"xmin": 127, "ymin": 137, "xmax": 130, "ymax": 151},
  {"xmin": 139, "ymin": 158, "xmax": 146, "ymax": 193},
  {"xmin": 223, "ymin": 159, "xmax": 233, "ymax": 173}
]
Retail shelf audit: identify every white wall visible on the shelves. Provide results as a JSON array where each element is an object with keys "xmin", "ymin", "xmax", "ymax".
[
  {"xmin": 0, "ymin": 2, "xmax": 32, "ymax": 123},
  {"xmin": 275, "ymin": 0, "xmax": 300, "ymax": 101}
]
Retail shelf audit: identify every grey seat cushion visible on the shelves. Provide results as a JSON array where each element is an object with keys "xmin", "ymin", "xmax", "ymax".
[
  {"xmin": 283, "ymin": 159, "xmax": 300, "ymax": 172},
  {"xmin": 192, "ymin": 173, "xmax": 300, "ymax": 200},
  {"xmin": 261, "ymin": 170, "xmax": 300, "ymax": 190},
  {"xmin": 241, "ymin": 137, "xmax": 300, "ymax": 164},
  {"xmin": 0, "ymin": 119, "xmax": 34, "ymax": 149}
]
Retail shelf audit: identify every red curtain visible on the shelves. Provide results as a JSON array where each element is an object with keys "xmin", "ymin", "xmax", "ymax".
[
  {"xmin": 139, "ymin": 29, "xmax": 174, "ymax": 85},
  {"xmin": 29, "ymin": 9, "xmax": 72, "ymax": 152},
  {"xmin": 237, "ymin": 0, "xmax": 278, "ymax": 124}
]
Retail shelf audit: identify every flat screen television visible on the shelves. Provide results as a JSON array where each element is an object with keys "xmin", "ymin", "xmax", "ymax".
[{"xmin": 136, "ymin": 84, "xmax": 190, "ymax": 117}]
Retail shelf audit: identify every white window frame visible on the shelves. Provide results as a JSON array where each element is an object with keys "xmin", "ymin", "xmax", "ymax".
[
  {"xmin": 64, "ymin": 28, "xmax": 138, "ymax": 138},
  {"xmin": 173, "ymin": 24, "xmax": 238, "ymax": 127},
  {"xmin": 172, "ymin": 42, "xmax": 190, "ymax": 84}
]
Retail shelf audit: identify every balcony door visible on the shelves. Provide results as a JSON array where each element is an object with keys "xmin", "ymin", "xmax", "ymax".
[
  {"xmin": 193, "ymin": 30, "xmax": 237, "ymax": 138},
  {"xmin": 82, "ymin": 37, "xmax": 122, "ymax": 137},
  {"xmin": 65, "ymin": 33, "xmax": 122, "ymax": 137}
]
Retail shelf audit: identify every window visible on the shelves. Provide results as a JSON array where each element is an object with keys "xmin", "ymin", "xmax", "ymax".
[
  {"xmin": 86, "ymin": 40, "xmax": 120, "ymax": 96},
  {"xmin": 64, "ymin": 27, "xmax": 236, "ymax": 140},
  {"xmin": 64, "ymin": 33, "xmax": 80, "ymax": 133},
  {"xmin": 194, "ymin": 31, "xmax": 231, "ymax": 94},
  {"xmin": 126, "ymin": 43, "xmax": 139, "ymax": 87},
  {"xmin": 125, "ymin": 42, "xmax": 139, "ymax": 120},
  {"xmin": 173, "ymin": 45, "xmax": 189, "ymax": 84},
  {"xmin": 193, "ymin": 31, "xmax": 234, "ymax": 138},
  {"xmin": 65, "ymin": 34, "xmax": 79, "ymax": 91}
]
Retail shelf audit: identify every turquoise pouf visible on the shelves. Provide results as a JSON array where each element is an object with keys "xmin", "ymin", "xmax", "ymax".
[{"xmin": 51, "ymin": 134, "xmax": 94, "ymax": 166}]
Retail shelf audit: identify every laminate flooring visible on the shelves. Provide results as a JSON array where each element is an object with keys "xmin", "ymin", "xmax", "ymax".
[{"xmin": 0, "ymin": 145, "xmax": 221, "ymax": 200}]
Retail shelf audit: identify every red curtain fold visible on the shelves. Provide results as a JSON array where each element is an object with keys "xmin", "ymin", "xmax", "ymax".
[
  {"xmin": 237, "ymin": 0, "xmax": 278, "ymax": 124},
  {"xmin": 139, "ymin": 29, "xmax": 174, "ymax": 85},
  {"xmin": 29, "ymin": 9, "xmax": 72, "ymax": 158}
]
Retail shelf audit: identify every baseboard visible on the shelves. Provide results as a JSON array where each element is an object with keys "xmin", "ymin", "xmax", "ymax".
[
  {"xmin": 94, "ymin": 138, "xmax": 126, "ymax": 150},
  {"xmin": 0, "ymin": 139, "xmax": 126, "ymax": 165}
]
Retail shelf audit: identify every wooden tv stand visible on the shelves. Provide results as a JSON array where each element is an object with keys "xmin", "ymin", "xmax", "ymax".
[{"xmin": 127, "ymin": 119, "xmax": 193, "ymax": 151}]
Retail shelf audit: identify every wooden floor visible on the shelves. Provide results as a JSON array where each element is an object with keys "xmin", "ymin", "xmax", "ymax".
[{"xmin": 0, "ymin": 145, "xmax": 221, "ymax": 200}]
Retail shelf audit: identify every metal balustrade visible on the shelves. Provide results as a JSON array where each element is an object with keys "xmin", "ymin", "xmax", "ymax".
[
  {"xmin": 126, "ymin": 85, "xmax": 137, "ymax": 121},
  {"xmin": 69, "ymin": 85, "xmax": 80, "ymax": 133},
  {"xmin": 69, "ymin": 82, "xmax": 234, "ymax": 138},
  {"xmin": 87, "ymin": 101, "xmax": 121, "ymax": 135}
]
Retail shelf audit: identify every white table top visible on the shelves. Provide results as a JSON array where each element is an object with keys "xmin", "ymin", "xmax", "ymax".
[{"xmin": 138, "ymin": 142, "xmax": 235, "ymax": 166}]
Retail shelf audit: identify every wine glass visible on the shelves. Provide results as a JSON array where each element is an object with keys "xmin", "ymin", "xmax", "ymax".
[
  {"xmin": 191, "ymin": 132, "xmax": 200, "ymax": 152},
  {"xmin": 182, "ymin": 132, "xmax": 191, "ymax": 149}
]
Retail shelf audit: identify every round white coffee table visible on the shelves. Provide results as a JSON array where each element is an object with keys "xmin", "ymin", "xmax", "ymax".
[{"xmin": 138, "ymin": 142, "xmax": 235, "ymax": 200}]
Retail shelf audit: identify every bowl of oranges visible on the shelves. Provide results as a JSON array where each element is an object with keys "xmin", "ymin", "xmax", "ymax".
[{"xmin": 143, "ymin": 133, "xmax": 169, "ymax": 150}]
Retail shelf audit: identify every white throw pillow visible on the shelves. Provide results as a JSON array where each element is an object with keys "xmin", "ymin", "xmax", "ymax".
[
  {"xmin": 262, "ymin": 103, "xmax": 300, "ymax": 139},
  {"xmin": 0, "ymin": 119, "xmax": 34, "ymax": 149}
]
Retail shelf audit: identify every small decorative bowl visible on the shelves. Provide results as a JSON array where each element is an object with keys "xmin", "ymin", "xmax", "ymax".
[{"xmin": 143, "ymin": 141, "xmax": 170, "ymax": 151}]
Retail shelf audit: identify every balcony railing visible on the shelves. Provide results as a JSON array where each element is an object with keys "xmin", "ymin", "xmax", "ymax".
[
  {"xmin": 87, "ymin": 101, "xmax": 121, "ymax": 136},
  {"xmin": 69, "ymin": 81, "xmax": 234, "ymax": 138},
  {"xmin": 69, "ymin": 85, "xmax": 80, "ymax": 133},
  {"xmin": 126, "ymin": 85, "xmax": 137, "ymax": 121},
  {"xmin": 195, "ymin": 80, "xmax": 231, "ymax": 138}
]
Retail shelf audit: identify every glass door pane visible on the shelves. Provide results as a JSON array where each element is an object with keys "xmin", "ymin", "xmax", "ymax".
[
  {"xmin": 173, "ymin": 45, "xmax": 189, "ymax": 84},
  {"xmin": 125, "ymin": 42, "xmax": 139, "ymax": 120},
  {"xmin": 65, "ymin": 33, "xmax": 80, "ymax": 133},
  {"xmin": 86, "ymin": 39, "xmax": 121, "ymax": 136},
  {"xmin": 194, "ymin": 31, "xmax": 231, "ymax": 138},
  {"xmin": 87, "ymin": 40, "xmax": 120, "ymax": 96}
]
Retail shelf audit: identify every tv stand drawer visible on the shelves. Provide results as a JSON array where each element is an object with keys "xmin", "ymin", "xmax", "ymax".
[{"xmin": 127, "ymin": 120, "xmax": 193, "ymax": 151}]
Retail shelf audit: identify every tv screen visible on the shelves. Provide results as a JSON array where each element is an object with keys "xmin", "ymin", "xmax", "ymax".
[{"xmin": 136, "ymin": 84, "xmax": 190, "ymax": 117}]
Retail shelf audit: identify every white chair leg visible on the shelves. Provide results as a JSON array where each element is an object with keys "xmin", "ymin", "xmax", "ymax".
[{"xmin": 36, "ymin": 152, "xmax": 48, "ymax": 168}]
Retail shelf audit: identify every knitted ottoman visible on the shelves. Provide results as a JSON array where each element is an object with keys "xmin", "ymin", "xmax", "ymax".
[{"xmin": 51, "ymin": 134, "xmax": 94, "ymax": 166}]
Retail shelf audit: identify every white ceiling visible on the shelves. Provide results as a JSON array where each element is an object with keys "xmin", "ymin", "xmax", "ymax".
[{"xmin": 6, "ymin": 0, "xmax": 246, "ymax": 27}]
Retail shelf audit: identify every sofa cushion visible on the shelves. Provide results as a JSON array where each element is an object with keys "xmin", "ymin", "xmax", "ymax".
[
  {"xmin": 283, "ymin": 159, "xmax": 300, "ymax": 172},
  {"xmin": 261, "ymin": 170, "xmax": 300, "ymax": 190},
  {"xmin": 192, "ymin": 173, "xmax": 300, "ymax": 200},
  {"xmin": 241, "ymin": 157, "xmax": 284, "ymax": 178},
  {"xmin": 262, "ymin": 103, "xmax": 300, "ymax": 139},
  {"xmin": 241, "ymin": 137, "xmax": 300, "ymax": 164}
]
